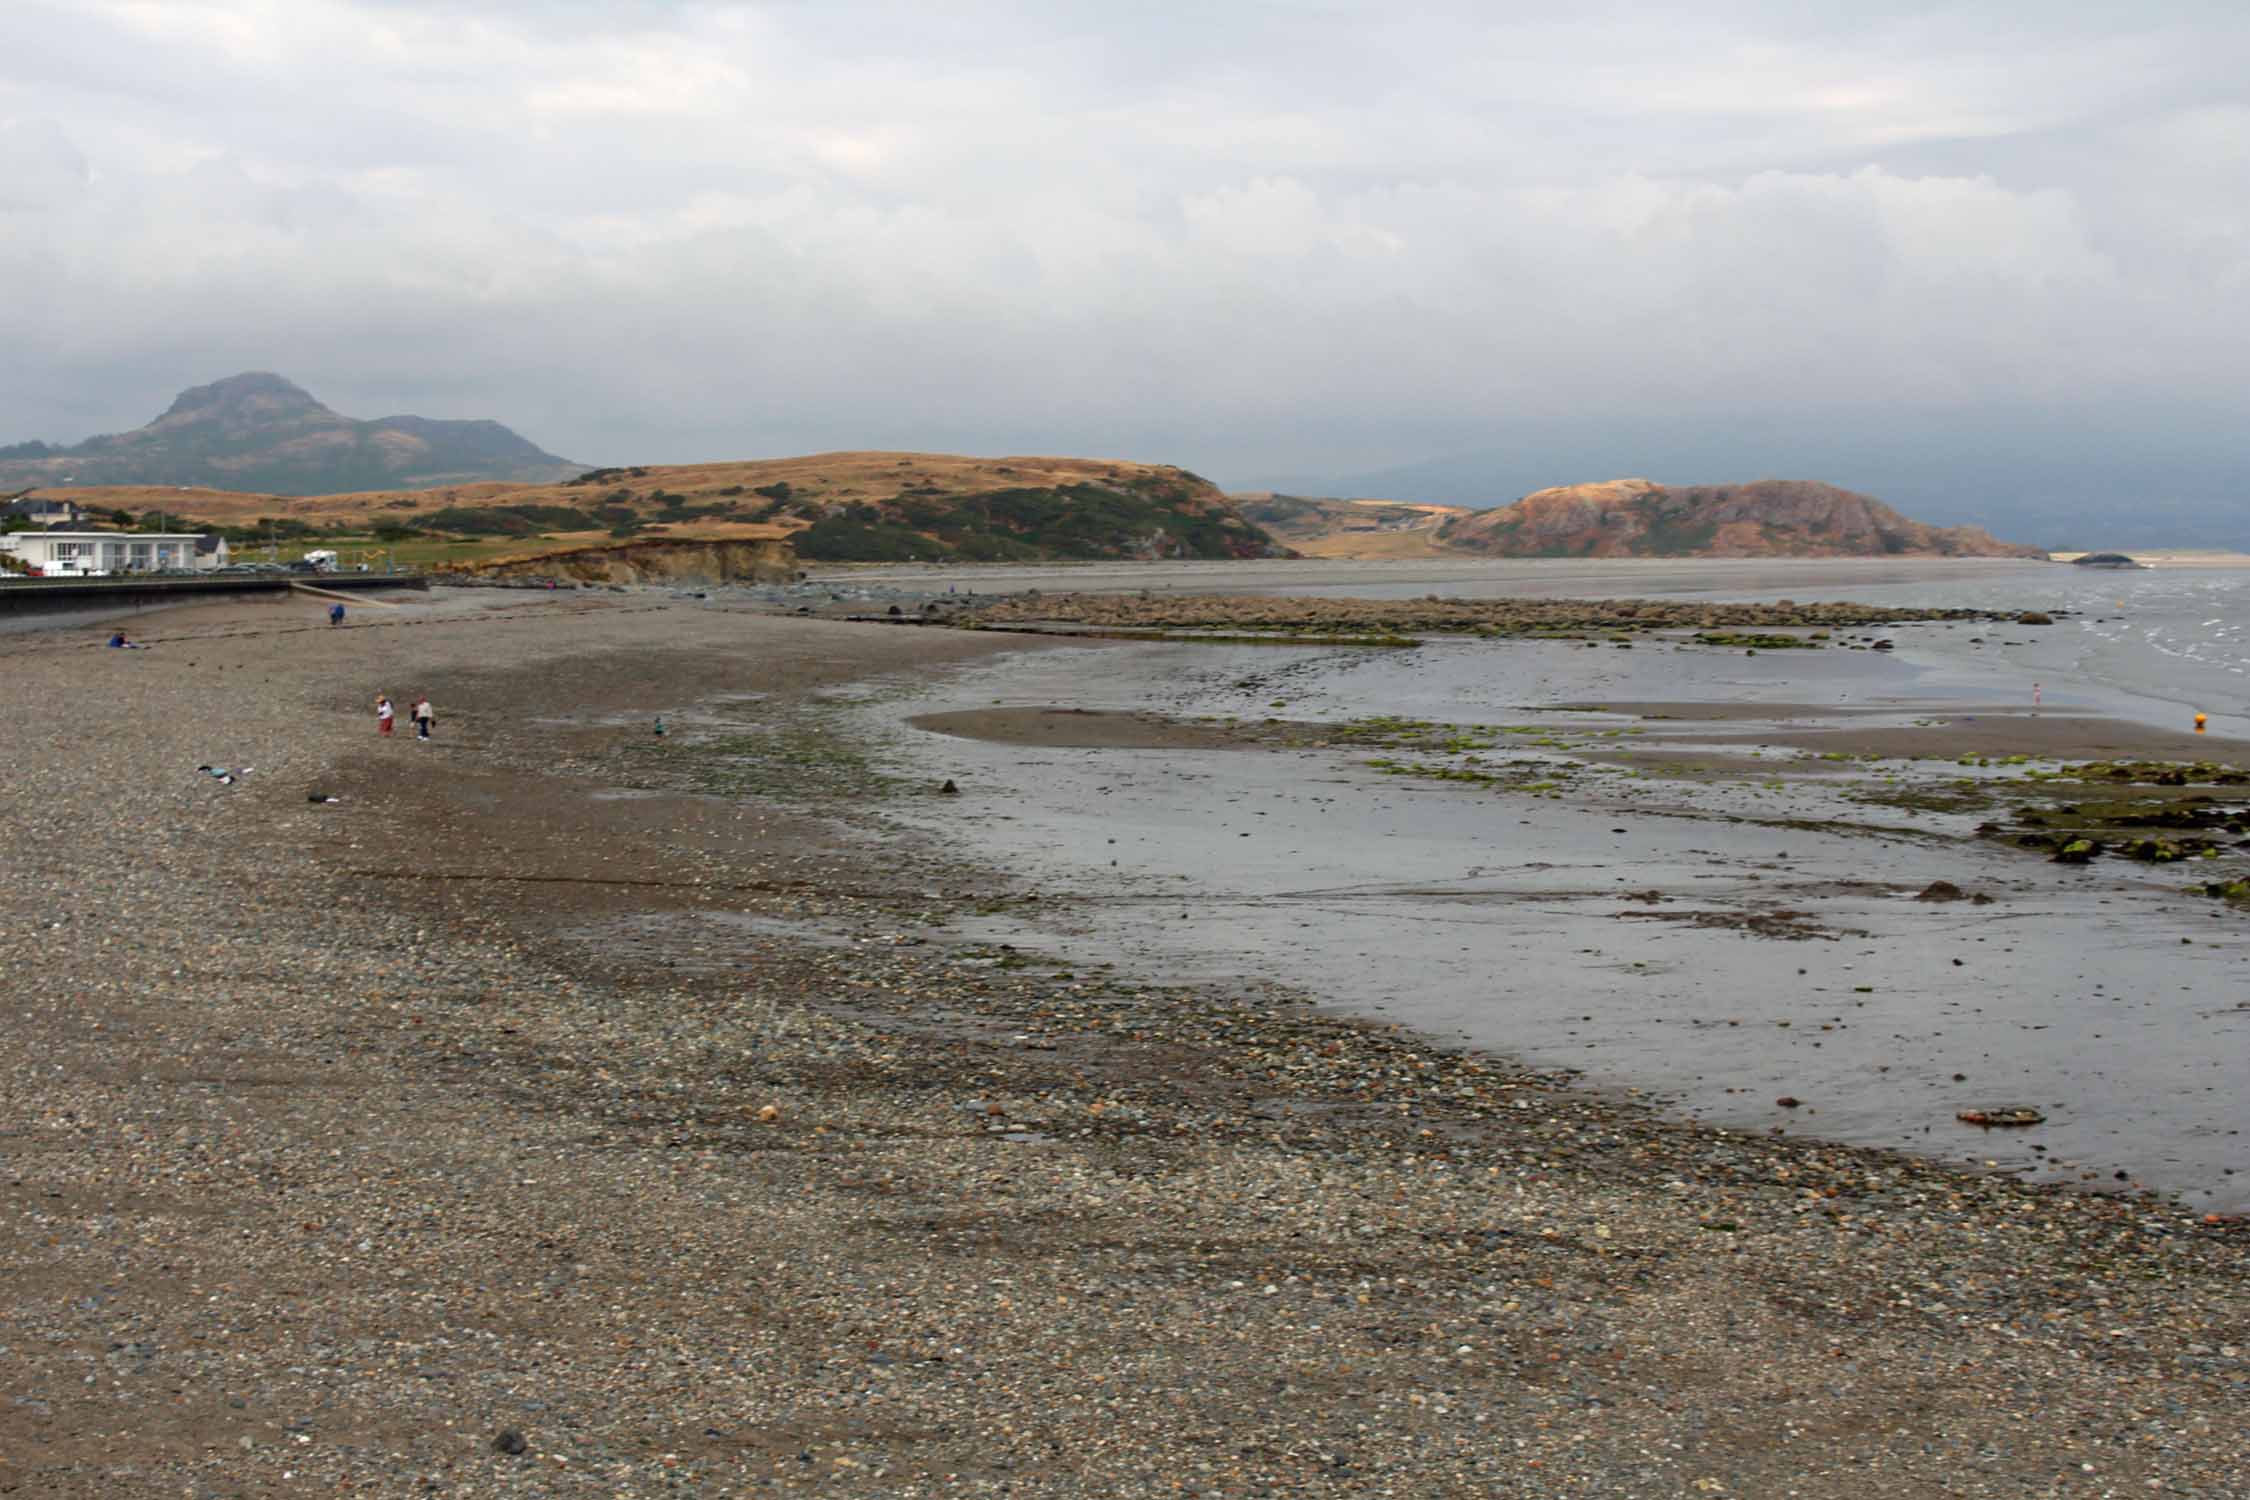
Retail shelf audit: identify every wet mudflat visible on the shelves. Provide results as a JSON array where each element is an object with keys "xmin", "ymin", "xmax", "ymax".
[{"xmin": 888, "ymin": 625, "xmax": 2250, "ymax": 1211}]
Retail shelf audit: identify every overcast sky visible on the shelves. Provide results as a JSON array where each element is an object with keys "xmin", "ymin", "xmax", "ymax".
[{"xmin": 2, "ymin": 1, "xmax": 2245, "ymax": 517}]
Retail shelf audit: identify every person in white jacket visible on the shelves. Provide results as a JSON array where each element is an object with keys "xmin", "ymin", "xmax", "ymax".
[{"xmin": 411, "ymin": 695, "xmax": 435, "ymax": 741}]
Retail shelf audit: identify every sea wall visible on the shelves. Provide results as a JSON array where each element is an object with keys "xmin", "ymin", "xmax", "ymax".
[{"xmin": 0, "ymin": 572, "xmax": 425, "ymax": 622}]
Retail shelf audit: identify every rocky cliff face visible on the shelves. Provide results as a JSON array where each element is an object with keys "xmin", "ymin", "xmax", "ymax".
[
  {"xmin": 0, "ymin": 373, "xmax": 581, "ymax": 495},
  {"xmin": 463, "ymin": 537, "xmax": 796, "ymax": 586},
  {"xmin": 1437, "ymin": 478, "xmax": 2045, "ymax": 559}
]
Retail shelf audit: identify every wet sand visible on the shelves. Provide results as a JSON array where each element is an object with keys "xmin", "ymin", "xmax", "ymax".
[
  {"xmin": 912, "ymin": 701, "xmax": 2250, "ymax": 764},
  {"xmin": 1602, "ymin": 707, "xmax": 2250, "ymax": 762}
]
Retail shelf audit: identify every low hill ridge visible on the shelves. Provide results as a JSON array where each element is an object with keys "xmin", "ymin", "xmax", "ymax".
[
  {"xmin": 1438, "ymin": 478, "xmax": 2043, "ymax": 558},
  {"xmin": 1234, "ymin": 493, "xmax": 1471, "ymax": 559},
  {"xmin": 0, "ymin": 373, "xmax": 581, "ymax": 495},
  {"xmin": 23, "ymin": 451, "xmax": 1291, "ymax": 565}
]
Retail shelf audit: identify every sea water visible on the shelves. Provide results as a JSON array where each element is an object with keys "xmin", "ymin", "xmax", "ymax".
[{"xmin": 871, "ymin": 559, "xmax": 2248, "ymax": 1207}]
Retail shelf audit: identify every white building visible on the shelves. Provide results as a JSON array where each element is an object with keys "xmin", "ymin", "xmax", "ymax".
[{"xmin": 0, "ymin": 531, "xmax": 228, "ymax": 577}]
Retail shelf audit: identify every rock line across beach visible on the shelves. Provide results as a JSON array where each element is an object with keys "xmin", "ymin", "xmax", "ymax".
[{"xmin": 2, "ymin": 580, "xmax": 2246, "ymax": 1496}]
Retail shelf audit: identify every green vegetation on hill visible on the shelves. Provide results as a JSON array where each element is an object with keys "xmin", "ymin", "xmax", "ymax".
[
  {"xmin": 416, "ymin": 503, "xmax": 599, "ymax": 537},
  {"xmin": 793, "ymin": 476, "xmax": 1286, "ymax": 563}
]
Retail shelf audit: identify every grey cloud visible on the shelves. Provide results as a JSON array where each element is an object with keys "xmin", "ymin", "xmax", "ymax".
[
  {"xmin": 0, "ymin": 117, "xmax": 89, "ymax": 209},
  {"xmin": 0, "ymin": 0, "xmax": 2245, "ymax": 536}
]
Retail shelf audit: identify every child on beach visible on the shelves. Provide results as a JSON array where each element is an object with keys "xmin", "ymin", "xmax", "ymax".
[
  {"xmin": 330, "ymin": 603, "xmax": 345, "ymax": 626},
  {"xmin": 411, "ymin": 694, "xmax": 434, "ymax": 741},
  {"xmin": 376, "ymin": 693, "xmax": 394, "ymax": 736}
]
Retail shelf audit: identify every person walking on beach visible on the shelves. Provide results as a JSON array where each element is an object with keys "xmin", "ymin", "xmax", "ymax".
[
  {"xmin": 411, "ymin": 693, "xmax": 434, "ymax": 741},
  {"xmin": 329, "ymin": 602, "xmax": 345, "ymax": 627},
  {"xmin": 376, "ymin": 693, "xmax": 395, "ymax": 737}
]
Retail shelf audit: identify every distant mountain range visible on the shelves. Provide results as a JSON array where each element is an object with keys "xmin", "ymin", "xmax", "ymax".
[
  {"xmin": 0, "ymin": 373, "xmax": 581, "ymax": 495},
  {"xmin": 1240, "ymin": 478, "xmax": 2044, "ymax": 559}
]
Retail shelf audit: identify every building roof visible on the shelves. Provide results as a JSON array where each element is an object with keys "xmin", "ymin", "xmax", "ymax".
[{"xmin": 2, "ymin": 530, "xmax": 215, "ymax": 541}]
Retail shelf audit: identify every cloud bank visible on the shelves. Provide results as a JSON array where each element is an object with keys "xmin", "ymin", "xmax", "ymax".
[{"xmin": 2, "ymin": 1, "xmax": 2245, "ymax": 523}]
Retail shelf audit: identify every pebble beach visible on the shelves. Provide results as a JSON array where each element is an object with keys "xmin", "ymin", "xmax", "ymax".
[{"xmin": 3, "ymin": 584, "xmax": 2247, "ymax": 1497}]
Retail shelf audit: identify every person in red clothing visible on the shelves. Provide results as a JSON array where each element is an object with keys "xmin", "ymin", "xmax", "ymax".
[{"xmin": 376, "ymin": 693, "xmax": 395, "ymax": 736}]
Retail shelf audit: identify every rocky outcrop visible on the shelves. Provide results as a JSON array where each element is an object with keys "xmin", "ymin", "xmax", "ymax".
[
  {"xmin": 456, "ymin": 536, "xmax": 796, "ymax": 586},
  {"xmin": 966, "ymin": 592, "xmax": 2002, "ymax": 634},
  {"xmin": 1434, "ymin": 478, "xmax": 2045, "ymax": 559}
]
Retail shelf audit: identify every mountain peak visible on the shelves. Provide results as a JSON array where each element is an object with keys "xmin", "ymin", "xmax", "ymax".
[
  {"xmin": 0, "ymin": 374, "xmax": 579, "ymax": 495},
  {"xmin": 159, "ymin": 371, "xmax": 327, "ymax": 422}
]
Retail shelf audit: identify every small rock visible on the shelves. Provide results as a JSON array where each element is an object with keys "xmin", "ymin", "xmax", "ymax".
[
  {"xmin": 493, "ymin": 1429, "xmax": 528, "ymax": 1456},
  {"xmin": 1915, "ymin": 880, "xmax": 1966, "ymax": 902},
  {"xmin": 1957, "ymin": 1107, "xmax": 2045, "ymax": 1127}
]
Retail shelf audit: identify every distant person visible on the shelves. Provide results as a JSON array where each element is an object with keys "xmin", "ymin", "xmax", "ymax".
[
  {"xmin": 107, "ymin": 632, "xmax": 146, "ymax": 649},
  {"xmin": 375, "ymin": 693, "xmax": 395, "ymax": 737},
  {"xmin": 411, "ymin": 694, "xmax": 435, "ymax": 741},
  {"xmin": 329, "ymin": 602, "xmax": 345, "ymax": 627}
]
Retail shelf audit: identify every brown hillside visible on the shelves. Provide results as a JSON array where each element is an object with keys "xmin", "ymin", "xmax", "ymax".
[
  {"xmin": 1431, "ymin": 478, "xmax": 2045, "ymax": 559},
  {"xmin": 1233, "ymin": 493, "xmax": 1469, "ymax": 558},
  {"xmin": 39, "ymin": 455, "xmax": 1187, "ymax": 526},
  {"xmin": 34, "ymin": 452, "xmax": 1288, "ymax": 564}
]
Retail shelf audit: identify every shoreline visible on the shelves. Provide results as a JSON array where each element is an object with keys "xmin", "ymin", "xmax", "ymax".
[{"xmin": 3, "ymin": 588, "xmax": 2246, "ymax": 1494}]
